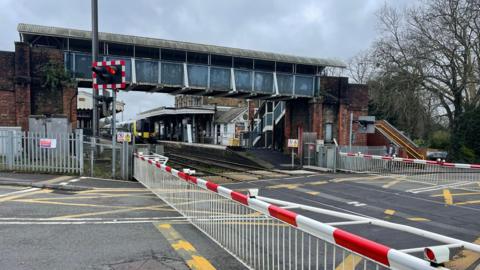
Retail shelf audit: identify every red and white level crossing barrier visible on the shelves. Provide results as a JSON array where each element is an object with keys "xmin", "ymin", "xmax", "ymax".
[
  {"xmin": 135, "ymin": 153, "xmax": 438, "ymax": 270},
  {"xmin": 340, "ymin": 152, "xmax": 480, "ymax": 169},
  {"xmin": 337, "ymin": 152, "xmax": 480, "ymax": 191}
]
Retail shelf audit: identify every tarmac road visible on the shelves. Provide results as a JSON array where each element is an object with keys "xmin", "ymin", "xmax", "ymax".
[{"xmin": 0, "ymin": 173, "xmax": 246, "ymax": 270}]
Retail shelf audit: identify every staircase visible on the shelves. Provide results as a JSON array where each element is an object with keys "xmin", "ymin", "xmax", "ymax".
[
  {"xmin": 250, "ymin": 101, "xmax": 285, "ymax": 148},
  {"xmin": 375, "ymin": 120, "xmax": 424, "ymax": 159}
]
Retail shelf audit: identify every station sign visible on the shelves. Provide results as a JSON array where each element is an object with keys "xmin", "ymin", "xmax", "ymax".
[
  {"xmin": 288, "ymin": 139, "xmax": 299, "ymax": 148},
  {"xmin": 117, "ymin": 132, "xmax": 132, "ymax": 143},
  {"xmin": 39, "ymin": 138, "xmax": 57, "ymax": 149}
]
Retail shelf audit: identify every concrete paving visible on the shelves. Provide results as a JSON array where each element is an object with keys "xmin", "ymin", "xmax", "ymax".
[{"xmin": 0, "ymin": 174, "xmax": 246, "ymax": 270}]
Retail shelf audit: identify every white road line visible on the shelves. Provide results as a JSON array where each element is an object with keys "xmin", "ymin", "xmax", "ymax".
[
  {"xmin": 346, "ymin": 201, "xmax": 367, "ymax": 207},
  {"xmin": 0, "ymin": 217, "xmax": 186, "ymax": 221},
  {"xmin": 407, "ymin": 182, "xmax": 474, "ymax": 193},
  {"xmin": 69, "ymin": 179, "xmax": 80, "ymax": 183},
  {"xmin": 0, "ymin": 188, "xmax": 39, "ymax": 198},
  {"xmin": 0, "ymin": 220, "xmax": 188, "ymax": 225}
]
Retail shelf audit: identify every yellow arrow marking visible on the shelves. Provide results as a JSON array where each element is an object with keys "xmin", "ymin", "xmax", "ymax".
[
  {"xmin": 442, "ymin": 189, "xmax": 453, "ymax": 205},
  {"xmin": 172, "ymin": 240, "xmax": 196, "ymax": 252}
]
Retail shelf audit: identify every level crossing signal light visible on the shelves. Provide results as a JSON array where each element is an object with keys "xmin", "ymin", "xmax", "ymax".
[{"xmin": 92, "ymin": 60, "xmax": 126, "ymax": 90}]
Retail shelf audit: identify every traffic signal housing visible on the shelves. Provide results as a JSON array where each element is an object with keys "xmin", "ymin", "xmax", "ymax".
[{"xmin": 92, "ymin": 60, "xmax": 126, "ymax": 90}]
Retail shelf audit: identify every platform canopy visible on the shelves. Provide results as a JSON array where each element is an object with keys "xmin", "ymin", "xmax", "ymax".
[
  {"xmin": 18, "ymin": 23, "xmax": 346, "ymax": 100},
  {"xmin": 137, "ymin": 106, "xmax": 215, "ymax": 120}
]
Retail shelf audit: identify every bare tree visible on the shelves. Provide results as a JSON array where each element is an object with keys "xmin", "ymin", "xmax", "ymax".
[
  {"xmin": 365, "ymin": 0, "xmax": 480, "ymax": 158},
  {"xmin": 347, "ymin": 49, "xmax": 376, "ymax": 84}
]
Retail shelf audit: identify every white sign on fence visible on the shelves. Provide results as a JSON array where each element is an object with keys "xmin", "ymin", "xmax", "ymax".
[
  {"xmin": 117, "ymin": 132, "xmax": 132, "ymax": 143},
  {"xmin": 39, "ymin": 138, "xmax": 57, "ymax": 149},
  {"xmin": 287, "ymin": 139, "xmax": 299, "ymax": 148}
]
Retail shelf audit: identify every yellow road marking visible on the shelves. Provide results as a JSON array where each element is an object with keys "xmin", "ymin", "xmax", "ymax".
[
  {"xmin": 172, "ymin": 240, "xmax": 196, "ymax": 252},
  {"xmin": 0, "ymin": 189, "xmax": 51, "ymax": 203},
  {"xmin": 331, "ymin": 175, "xmax": 384, "ymax": 183},
  {"xmin": 443, "ymin": 189, "xmax": 453, "ymax": 205},
  {"xmin": 79, "ymin": 188, "xmax": 148, "ymax": 193},
  {"xmin": 40, "ymin": 175, "xmax": 74, "ymax": 184},
  {"xmin": 382, "ymin": 180, "xmax": 401, "ymax": 189},
  {"xmin": 30, "ymin": 193, "xmax": 154, "ymax": 201},
  {"xmin": 48, "ymin": 205, "xmax": 175, "ymax": 220},
  {"xmin": 454, "ymin": 200, "xmax": 480, "ymax": 206},
  {"xmin": 407, "ymin": 217, "xmax": 430, "ymax": 222},
  {"xmin": 431, "ymin": 192, "xmax": 480, "ymax": 197},
  {"xmin": 446, "ymin": 237, "xmax": 480, "ymax": 270},
  {"xmin": 267, "ymin": 184, "xmax": 301, "ymax": 190},
  {"xmin": 155, "ymin": 223, "xmax": 216, "ymax": 270},
  {"xmin": 306, "ymin": 191, "xmax": 320, "ymax": 195},
  {"xmin": 384, "ymin": 209, "xmax": 396, "ymax": 216},
  {"xmin": 188, "ymin": 255, "xmax": 216, "ymax": 270},
  {"xmin": 335, "ymin": 254, "xmax": 362, "ymax": 270},
  {"xmin": 13, "ymin": 198, "xmax": 167, "ymax": 211},
  {"xmin": 307, "ymin": 181, "xmax": 327, "ymax": 186}
]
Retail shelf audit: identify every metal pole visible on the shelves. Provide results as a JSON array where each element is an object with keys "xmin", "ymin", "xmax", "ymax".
[
  {"xmin": 348, "ymin": 112, "xmax": 353, "ymax": 149},
  {"xmin": 91, "ymin": 0, "xmax": 99, "ymax": 138},
  {"xmin": 112, "ymin": 90, "xmax": 117, "ymax": 179}
]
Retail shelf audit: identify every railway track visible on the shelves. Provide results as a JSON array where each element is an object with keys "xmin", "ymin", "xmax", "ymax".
[{"xmin": 166, "ymin": 152, "xmax": 291, "ymax": 182}]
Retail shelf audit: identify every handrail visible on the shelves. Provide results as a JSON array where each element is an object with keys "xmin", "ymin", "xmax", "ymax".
[{"xmin": 376, "ymin": 121, "xmax": 424, "ymax": 159}]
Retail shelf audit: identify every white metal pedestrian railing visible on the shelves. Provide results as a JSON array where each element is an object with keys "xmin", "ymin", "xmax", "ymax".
[
  {"xmin": 134, "ymin": 153, "xmax": 441, "ymax": 270},
  {"xmin": 337, "ymin": 152, "xmax": 480, "ymax": 191},
  {"xmin": 0, "ymin": 130, "xmax": 83, "ymax": 174}
]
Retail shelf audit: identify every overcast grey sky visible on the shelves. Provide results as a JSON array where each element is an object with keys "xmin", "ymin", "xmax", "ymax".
[{"xmin": 0, "ymin": 0, "xmax": 413, "ymax": 120}]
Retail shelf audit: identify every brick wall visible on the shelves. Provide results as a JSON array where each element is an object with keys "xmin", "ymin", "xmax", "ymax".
[
  {"xmin": 14, "ymin": 42, "xmax": 31, "ymax": 130},
  {"xmin": 283, "ymin": 76, "xmax": 369, "ymax": 151},
  {"xmin": 0, "ymin": 42, "xmax": 77, "ymax": 130},
  {"xmin": 0, "ymin": 51, "xmax": 16, "ymax": 126}
]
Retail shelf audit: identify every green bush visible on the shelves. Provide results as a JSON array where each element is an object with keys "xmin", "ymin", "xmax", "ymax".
[{"xmin": 429, "ymin": 130, "xmax": 450, "ymax": 150}]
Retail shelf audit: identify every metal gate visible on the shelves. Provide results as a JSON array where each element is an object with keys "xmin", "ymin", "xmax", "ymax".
[{"xmin": 0, "ymin": 129, "xmax": 83, "ymax": 174}]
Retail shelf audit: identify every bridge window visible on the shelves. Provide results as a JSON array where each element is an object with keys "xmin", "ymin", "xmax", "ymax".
[
  {"xmin": 68, "ymin": 38, "xmax": 91, "ymax": 53},
  {"xmin": 234, "ymin": 58, "xmax": 253, "ymax": 69},
  {"xmin": 187, "ymin": 52, "xmax": 208, "ymax": 64},
  {"xmin": 296, "ymin": 64, "xmax": 316, "ymax": 75},
  {"xmin": 211, "ymin": 54, "xmax": 232, "ymax": 67},
  {"xmin": 254, "ymin": 60, "xmax": 275, "ymax": 71},
  {"xmin": 161, "ymin": 49, "xmax": 186, "ymax": 62},
  {"xmin": 135, "ymin": 46, "xmax": 159, "ymax": 59},
  {"xmin": 108, "ymin": 43, "xmax": 133, "ymax": 57},
  {"xmin": 276, "ymin": 62, "xmax": 293, "ymax": 73}
]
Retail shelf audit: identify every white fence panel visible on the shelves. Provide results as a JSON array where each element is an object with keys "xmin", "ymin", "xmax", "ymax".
[
  {"xmin": 0, "ymin": 130, "xmax": 83, "ymax": 174},
  {"xmin": 134, "ymin": 153, "xmax": 438, "ymax": 270}
]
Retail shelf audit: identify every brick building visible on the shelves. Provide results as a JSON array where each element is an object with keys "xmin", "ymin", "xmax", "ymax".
[{"xmin": 0, "ymin": 42, "xmax": 76, "ymax": 131}]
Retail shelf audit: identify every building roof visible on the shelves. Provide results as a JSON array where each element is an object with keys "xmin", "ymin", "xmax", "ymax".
[
  {"xmin": 17, "ymin": 23, "xmax": 346, "ymax": 68},
  {"xmin": 77, "ymin": 91, "xmax": 124, "ymax": 111},
  {"xmin": 215, "ymin": 107, "xmax": 247, "ymax": 124},
  {"xmin": 137, "ymin": 106, "xmax": 215, "ymax": 120}
]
